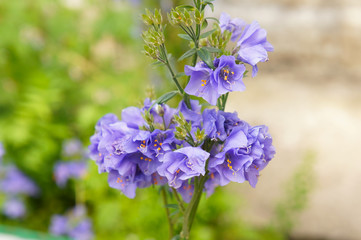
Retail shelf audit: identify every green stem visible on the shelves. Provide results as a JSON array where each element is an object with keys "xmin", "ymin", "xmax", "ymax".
[
  {"xmin": 222, "ymin": 92, "xmax": 229, "ymax": 111},
  {"xmin": 161, "ymin": 187, "xmax": 174, "ymax": 240},
  {"xmin": 160, "ymin": 45, "xmax": 184, "ymax": 95},
  {"xmin": 159, "ymin": 44, "xmax": 192, "ymax": 108},
  {"xmin": 172, "ymin": 188, "xmax": 186, "ymax": 213},
  {"xmin": 180, "ymin": 175, "xmax": 208, "ymax": 239}
]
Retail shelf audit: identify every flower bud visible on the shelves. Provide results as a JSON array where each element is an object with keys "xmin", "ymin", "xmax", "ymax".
[
  {"xmin": 156, "ymin": 105, "xmax": 165, "ymax": 117},
  {"xmin": 183, "ymin": 10, "xmax": 193, "ymax": 27},
  {"xmin": 154, "ymin": 9, "xmax": 163, "ymax": 25},
  {"xmin": 195, "ymin": 128, "xmax": 206, "ymax": 142},
  {"xmin": 142, "ymin": 14, "xmax": 153, "ymax": 26},
  {"xmin": 194, "ymin": 9, "xmax": 204, "ymax": 25}
]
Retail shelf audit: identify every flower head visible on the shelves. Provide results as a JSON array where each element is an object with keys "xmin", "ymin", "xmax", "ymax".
[
  {"xmin": 219, "ymin": 12, "xmax": 246, "ymax": 42},
  {"xmin": 212, "ymin": 55, "xmax": 246, "ymax": 94},
  {"xmin": 62, "ymin": 139, "xmax": 86, "ymax": 159},
  {"xmin": 208, "ymin": 122, "xmax": 275, "ymax": 188},
  {"xmin": 184, "ymin": 62, "xmax": 219, "ymax": 105},
  {"xmin": 0, "ymin": 165, "xmax": 39, "ymax": 196},
  {"xmin": 54, "ymin": 161, "xmax": 88, "ymax": 187},
  {"xmin": 177, "ymin": 99, "xmax": 202, "ymax": 127},
  {"xmin": 2, "ymin": 198, "xmax": 26, "ymax": 219},
  {"xmin": 184, "ymin": 56, "xmax": 246, "ymax": 105},
  {"xmin": 49, "ymin": 205, "xmax": 93, "ymax": 240},
  {"xmin": 237, "ymin": 21, "xmax": 274, "ymax": 77},
  {"xmin": 157, "ymin": 147, "xmax": 210, "ymax": 189},
  {"xmin": 0, "ymin": 142, "xmax": 4, "ymax": 162}
]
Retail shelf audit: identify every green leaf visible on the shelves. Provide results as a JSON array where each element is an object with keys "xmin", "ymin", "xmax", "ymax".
[
  {"xmin": 200, "ymin": 29, "xmax": 216, "ymax": 39},
  {"xmin": 201, "ymin": 19, "xmax": 208, "ymax": 30},
  {"xmin": 165, "ymin": 204, "xmax": 179, "ymax": 209},
  {"xmin": 205, "ymin": 17, "xmax": 220, "ymax": 23},
  {"xmin": 202, "ymin": 46, "xmax": 222, "ymax": 53},
  {"xmin": 176, "ymin": 5, "xmax": 195, "ymax": 10},
  {"xmin": 155, "ymin": 91, "xmax": 179, "ymax": 105},
  {"xmin": 197, "ymin": 48, "xmax": 214, "ymax": 68},
  {"xmin": 178, "ymin": 48, "xmax": 196, "ymax": 61},
  {"xmin": 151, "ymin": 61, "xmax": 164, "ymax": 66},
  {"xmin": 178, "ymin": 34, "xmax": 193, "ymax": 41}
]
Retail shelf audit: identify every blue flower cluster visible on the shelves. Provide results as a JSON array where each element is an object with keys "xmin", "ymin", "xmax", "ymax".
[
  {"xmin": 184, "ymin": 13, "xmax": 273, "ymax": 105},
  {"xmin": 89, "ymin": 98, "xmax": 275, "ymax": 201},
  {"xmin": 50, "ymin": 140, "xmax": 93, "ymax": 240},
  {"xmin": 54, "ymin": 139, "xmax": 89, "ymax": 188},
  {"xmin": 50, "ymin": 205, "xmax": 94, "ymax": 240},
  {"xmin": 0, "ymin": 143, "xmax": 39, "ymax": 219}
]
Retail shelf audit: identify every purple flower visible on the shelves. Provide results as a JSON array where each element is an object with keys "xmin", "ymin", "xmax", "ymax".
[
  {"xmin": 184, "ymin": 56, "xmax": 246, "ymax": 105},
  {"xmin": 147, "ymin": 129, "xmax": 176, "ymax": 161},
  {"xmin": 236, "ymin": 21, "xmax": 274, "ymax": 77},
  {"xmin": 177, "ymin": 99, "xmax": 202, "ymax": 127},
  {"xmin": 49, "ymin": 205, "xmax": 93, "ymax": 240},
  {"xmin": 184, "ymin": 62, "xmax": 219, "ymax": 105},
  {"xmin": 208, "ymin": 122, "xmax": 275, "ymax": 188},
  {"xmin": 108, "ymin": 169, "xmax": 162, "ymax": 198},
  {"xmin": 62, "ymin": 139, "xmax": 85, "ymax": 159},
  {"xmin": 202, "ymin": 109, "xmax": 227, "ymax": 141},
  {"xmin": 219, "ymin": 111, "xmax": 245, "ymax": 136},
  {"xmin": 2, "ymin": 198, "xmax": 26, "ymax": 219},
  {"xmin": 202, "ymin": 109, "xmax": 246, "ymax": 142},
  {"xmin": 54, "ymin": 161, "xmax": 88, "ymax": 187},
  {"xmin": 50, "ymin": 215, "xmax": 68, "ymax": 236},
  {"xmin": 0, "ymin": 142, "xmax": 4, "ymax": 161},
  {"xmin": 89, "ymin": 116, "xmax": 138, "ymax": 173},
  {"xmin": 212, "ymin": 55, "xmax": 246, "ymax": 94},
  {"xmin": 219, "ymin": 12, "xmax": 246, "ymax": 42},
  {"xmin": 157, "ymin": 147, "xmax": 210, "ymax": 189},
  {"xmin": 121, "ymin": 106, "xmax": 146, "ymax": 130},
  {"xmin": 69, "ymin": 219, "xmax": 94, "ymax": 240},
  {"xmin": 0, "ymin": 165, "xmax": 39, "ymax": 196}
]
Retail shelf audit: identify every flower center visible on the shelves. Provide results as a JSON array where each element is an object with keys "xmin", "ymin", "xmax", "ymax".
[
  {"xmin": 219, "ymin": 66, "xmax": 234, "ymax": 82},
  {"xmin": 113, "ymin": 141, "xmax": 126, "ymax": 155}
]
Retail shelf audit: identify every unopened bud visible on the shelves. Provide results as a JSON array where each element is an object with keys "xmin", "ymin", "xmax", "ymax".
[
  {"xmin": 156, "ymin": 105, "xmax": 165, "ymax": 117},
  {"xmin": 154, "ymin": 9, "xmax": 163, "ymax": 25},
  {"xmin": 194, "ymin": 9, "xmax": 204, "ymax": 25}
]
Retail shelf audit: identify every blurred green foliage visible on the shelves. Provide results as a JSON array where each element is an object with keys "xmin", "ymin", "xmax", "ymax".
[{"xmin": 0, "ymin": 0, "xmax": 315, "ymax": 239}]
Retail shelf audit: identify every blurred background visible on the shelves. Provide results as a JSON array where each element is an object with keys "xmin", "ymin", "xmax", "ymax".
[{"xmin": 0, "ymin": 0, "xmax": 360, "ymax": 239}]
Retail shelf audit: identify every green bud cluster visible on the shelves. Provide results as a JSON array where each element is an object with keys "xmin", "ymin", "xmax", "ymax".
[
  {"xmin": 194, "ymin": 128, "xmax": 206, "ymax": 143},
  {"xmin": 208, "ymin": 26, "xmax": 231, "ymax": 51},
  {"xmin": 142, "ymin": 28, "xmax": 165, "ymax": 47},
  {"xmin": 142, "ymin": 110, "xmax": 155, "ymax": 131},
  {"xmin": 142, "ymin": 9, "xmax": 163, "ymax": 26},
  {"xmin": 174, "ymin": 113, "xmax": 190, "ymax": 141},
  {"xmin": 142, "ymin": 28, "xmax": 165, "ymax": 59},
  {"xmin": 168, "ymin": 8, "xmax": 204, "ymax": 27}
]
